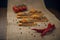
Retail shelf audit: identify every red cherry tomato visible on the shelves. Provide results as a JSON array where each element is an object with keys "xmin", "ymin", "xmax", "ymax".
[
  {"xmin": 18, "ymin": 6, "xmax": 23, "ymax": 11},
  {"xmin": 22, "ymin": 6, "xmax": 27, "ymax": 10},
  {"xmin": 13, "ymin": 6, "xmax": 19, "ymax": 13}
]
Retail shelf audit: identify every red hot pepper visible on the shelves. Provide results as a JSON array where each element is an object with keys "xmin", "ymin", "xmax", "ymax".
[{"xmin": 32, "ymin": 23, "xmax": 55, "ymax": 37}]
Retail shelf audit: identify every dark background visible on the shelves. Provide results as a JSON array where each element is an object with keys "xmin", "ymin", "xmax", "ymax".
[
  {"xmin": 0, "ymin": 0, "xmax": 60, "ymax": 11},
  {"xmin": 0, "ymin": 0, "xmax": 7, "ymax": 8},
  {"xmin": 44, "ymin": 0, "xmax": 60, "ymax": 11}
]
